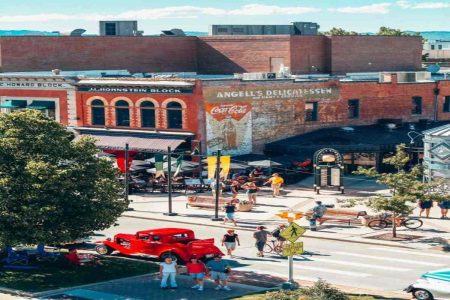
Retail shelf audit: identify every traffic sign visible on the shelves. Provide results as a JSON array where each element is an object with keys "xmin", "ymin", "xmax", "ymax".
[
  {"xmin": 280, "ymin": 222, "xmax": 306, "ymax": 243},
  {"xmin": 282, "ymin": 242, "xmax": 304, "ymax": 257}
]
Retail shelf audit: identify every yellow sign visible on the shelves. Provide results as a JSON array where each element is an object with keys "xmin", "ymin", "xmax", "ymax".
[
  {"xmin": 282, "ymin": 242, "xmax": 304, "ymax": 257},
  {"xmin": 207, "ymin": 156, "xmax": 232, "ymax": 179},
  {"xmin": 280, "ymin": 222, "xmax": 306, "ymax": 243}
]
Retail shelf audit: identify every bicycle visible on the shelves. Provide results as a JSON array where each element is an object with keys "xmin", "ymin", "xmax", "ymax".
[
  {"xmin": 263, "ymin": 239, "xmax": 283, "ymax": 255},
  {"xmin": 367, "ymin": 214, "xmax": 423, "ymax": 230}
]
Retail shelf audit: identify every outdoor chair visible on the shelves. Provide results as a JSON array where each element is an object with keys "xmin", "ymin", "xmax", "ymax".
[{"xmin": 3, "ymin": 246, "xmax": 29, "ymax": 266}]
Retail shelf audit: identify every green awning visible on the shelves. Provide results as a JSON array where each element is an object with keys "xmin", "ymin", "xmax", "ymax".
[
  {"xmin": 0, "ymin": 100, "xmax": 27, "ymax": 109},
  {"xmin": 27, "ymin": 101, "xmax": 55, "ymax": 110}
]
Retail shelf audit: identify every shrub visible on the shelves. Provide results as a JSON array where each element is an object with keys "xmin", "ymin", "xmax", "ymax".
[
  {"xmin": 265, "ymin": 289, "xmax": 303, "ymax": 300},
  {"xmin": 300, "ymin": 279, "xmax": 348, "ymax": 300}
]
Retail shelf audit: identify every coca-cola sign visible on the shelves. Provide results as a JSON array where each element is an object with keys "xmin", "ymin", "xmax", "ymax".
[{"xmin": 206, "ymin": 103, "xmax": 251, "ymax": 121}]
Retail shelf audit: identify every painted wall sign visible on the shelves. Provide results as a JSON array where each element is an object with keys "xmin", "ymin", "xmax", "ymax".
[
  {"xmin": 206, "ymin": 102, "xmax": 252, "ymax": 156},
  {"xmin": 78, "ymin": 86, "xmax": 193, "ymax": 94},
  {"xmin": 0, "ymin": 81, "xmax": 72, "ymax": 89},
  {"xmin": 204, "ymin": 84, "xmax": 340, "ymax": 102}
]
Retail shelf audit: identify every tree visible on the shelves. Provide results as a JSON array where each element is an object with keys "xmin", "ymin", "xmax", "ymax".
[
  {"xmin": 322, "ymin": 27, "xmax": 359, "ymax": 36},
  {"xmin": 0, "ymin": 110, "xmax": 126, "ymax": 246},
  {"xmin": 349, "ymin": 144, "xmax": 446, "ymax": 237},
  {"xmin": 377, "ymin": 26, "xmax": 420, "ymax": 36}
]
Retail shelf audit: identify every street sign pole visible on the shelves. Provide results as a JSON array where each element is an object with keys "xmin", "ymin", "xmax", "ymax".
[
  {"xmin": 211, "ymin": 149, "xmax": 223, "ymax": 221},
  {"xmin": 164, "ymin": 146, "xmax": 177, "ymax": 216},
  {"xmin": 282, "ymin": 219, "xmax": 300, "ymax": 290}
]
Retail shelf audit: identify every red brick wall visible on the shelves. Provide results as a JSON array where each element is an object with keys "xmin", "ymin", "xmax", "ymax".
[
  {"xmin": 330, "ymin": 36, "xmax": 422, "ymax": 74},
  {"xmin": 437, "ymin": 80, "xmax": 450, "ymax": 121},
  {"xmin": 290, "ymin": 36, "xmax": 330, "ymax": 74},
  {"xmin": 0, "ymin": 36, "xmax": 198, "ymax": 73},
  {"xmin": 197, "ymin": 36, "xmax": 291, "ymax": 74}
]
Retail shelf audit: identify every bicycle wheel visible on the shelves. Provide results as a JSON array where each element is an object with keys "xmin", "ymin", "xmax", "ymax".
[
  {"xmin": 368, "ymin": 219, "xmax": 389, "ymax": 230},
  {"xmin": 403, "ymin": 218, "xmax": 423, "ymax": 229},
  {"xmin": 263, "ymin": 243, "xmax": 273, "ymax": 254}
]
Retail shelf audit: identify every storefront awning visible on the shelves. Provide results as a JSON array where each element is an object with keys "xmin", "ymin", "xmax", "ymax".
[
  {"xmin": 88, "ymin": 135, "xmax": 186, "ymax": 152},
  {"xmin": 0, "ymin": 100, "xmax": 27, "ymax": 109},
  {"xmin": 27, "ymin": 101, "xmax": 55, "ymax": 110}
]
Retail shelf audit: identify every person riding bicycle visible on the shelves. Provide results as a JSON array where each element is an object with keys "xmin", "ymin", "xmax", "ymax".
[{"xmin": 271, "ymin": 224, "xmax": 286, "ymax": 248}]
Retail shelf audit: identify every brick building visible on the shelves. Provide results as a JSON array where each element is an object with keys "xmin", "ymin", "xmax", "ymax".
[{"xmin": 0, "ymin": 35, "xmax": 421, "ymax": 75}]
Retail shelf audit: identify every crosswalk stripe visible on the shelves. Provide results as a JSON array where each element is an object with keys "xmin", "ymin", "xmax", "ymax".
[
  {"xmin": 369, "ymin": 247, "xmax": 450, "ymax": 259},
  {"xmin": 236, "ymin": 267, "xmax": 320, "ymax": 282},
  {"xmin": 252, "ymin": 260, "xmax": 371, "ymax": 277},
  {"xmin": 332, "ymin": 251, "xmax": 445, "ymax": 267},
  {"xmin": 308, "ymin": 257, "xmax": 411, "ymax": 272}
]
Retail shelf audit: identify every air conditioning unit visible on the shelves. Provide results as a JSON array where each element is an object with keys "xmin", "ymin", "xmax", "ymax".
[{"xmin": 266, "ymin": 72, "xmax": 276, "ymax": 79}]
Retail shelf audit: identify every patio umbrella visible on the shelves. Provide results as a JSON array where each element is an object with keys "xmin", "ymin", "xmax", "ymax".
[
  {"xmin": 248, "ymin": 159, "xmax": 283, "ymax": 167},
  {"xmin": 202, "ymin": 162, "xmax": 248, "ymax": 170},
  {"xmin": 132, "ymin": 160, "xmax": 153, "ymax": 168}
]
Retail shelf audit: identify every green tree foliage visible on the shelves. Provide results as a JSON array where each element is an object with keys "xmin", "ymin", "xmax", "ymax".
[
  {"xmin": 300, "ymin": 279, "xmax": 348, "ymax": 300},
  {"xmin": 351, "ymin": 144, "xmax": 446, "ymax": 237},
  {"xmin": 322, "ymin": 27, "xmax": 359, "ymax": 36},
  {"xmin": 0, "ymin": 110, "xmax": 126, "ymax": 246},
  {"xmin": 377, "ymin": 26, "xmax": 419, "ymax": 36}
]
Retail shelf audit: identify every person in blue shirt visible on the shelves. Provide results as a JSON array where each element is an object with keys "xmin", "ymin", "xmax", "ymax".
[{"xmin": 206, "ymin": 255, "xmax": 232, "ymax": 291}]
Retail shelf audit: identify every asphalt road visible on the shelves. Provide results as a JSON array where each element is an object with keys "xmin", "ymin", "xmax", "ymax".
[{"xmin": 95, "ymin": 216, "xmax": 450, "ymax": 293}]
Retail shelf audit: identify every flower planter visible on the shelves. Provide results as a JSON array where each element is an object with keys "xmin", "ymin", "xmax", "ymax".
[{"xmin": 238, "ymin": 203, "xmax": 253, "ymax": 212}]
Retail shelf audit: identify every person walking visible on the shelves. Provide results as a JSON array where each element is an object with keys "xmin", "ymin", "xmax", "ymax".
[
  {"xmin": 264, "ymin": 173, "xmax": 284, "ymax": 197},
  {"xmin": 159, "ymin": 257, "xmax": 178, "ymax": 289},
  {"xmin": 271, "ymin": 224, "xmax": 286, "ymax": 249},
  {"xmin": 241, "ymin": 181, "xmax": 259, "ymax": 204},
  {"xmin": 186, "ymin": 256, "xmax": 207, "ymax": 291},
  {"xmin": 206, "ymin": 255, "xmax": 232, "ymax": 291},
  {"xmin": 223, "ymin": 201, "xmax": 237, "ymax": 226},
  {"xmin": 438, "ymin": 200, "xmax": 450, "ymax": 219},
  {"xmin": 253, "ymin": 226, "xmax": 271, "ymax": 257},
  {"xmin": 221, "ymin": 229, "xmax": 240, "ymax": 258},
  {"xmin": 310, "ymin": 201, "xmax": 327, "ymax": 231},
  {"xmin": 418, "ymin": 199, "xmax": 433, "ymax": 218}
]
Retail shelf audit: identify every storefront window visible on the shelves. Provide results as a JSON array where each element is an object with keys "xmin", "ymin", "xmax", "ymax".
[
  {"xmin": 167, "ymin": 102, "xmax": 182, "ymax": 129},
  {"xmin": 91, "ymin": 100, "xmax": 105, "ymax": 126},
  {"xmin": 140, "ymin": 101, "xmax": 156, "ymax": 128},
  {"xmin": 115, "ymin": 100, "xmax": 130, "ymax": 127}
]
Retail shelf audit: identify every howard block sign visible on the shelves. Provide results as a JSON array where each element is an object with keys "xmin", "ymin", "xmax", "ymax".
[{"xmin": 205, "ymin": 102, "xmax": 252, "ymax": 156}]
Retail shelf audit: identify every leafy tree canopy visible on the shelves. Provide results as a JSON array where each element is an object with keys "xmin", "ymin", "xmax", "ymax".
[
  {"xmin": 322, "ymin": 27, "xmax": 359, "ymax": 36},
  {"xmin": 0, "ymin": 110, "xmax": 126, "ymax": 246}
]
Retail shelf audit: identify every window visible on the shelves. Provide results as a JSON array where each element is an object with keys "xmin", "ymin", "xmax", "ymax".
[
  {"xmin": 348, "ymin": 99, "xmax": 360, "ymax": 119},
  {"xmin": 217, "ymin": 27, "xmax": 228, "ymax": 33},
  {"xmin": 431, "ymin": 45, "xmax": 435, "ymax": 50},
  {"xmin": 115, "ymin": 100, "xmax": 130, "ymax": 126},
  {"xmin": 412, "ymin": 96, "xmax": 422, "ymax": 115},
  {"xmin": 444, "ymin": 96, "xmax": 450, "ymax": 113},
  {"xmin": 305, "ymin": 102, "xmax": 318, "ymax": 122},
  {"xmin": 105, "ymin": 23, "xmax": 117, "ymax": 36},
  {"xmin": 91, "ymin": 100, "xmax": 105, "ymax": 125},
  {"xmin": 140, "ymin": 101, "xmax": 156, "ymax": 128},
  {"xmin": 438, "ymin": 45, "xmax": 443, "ymax": 50},
  {"xmin": 232, "ymin": 27, "xmax": 244, "ymax": 33},
  {"xmin": 167, "ymin": 102, "xmax": 183, "ymax": 129}
]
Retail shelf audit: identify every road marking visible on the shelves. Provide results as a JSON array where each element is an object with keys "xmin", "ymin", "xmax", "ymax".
[
  {"xmin": 308, "ymin": 257, "xmax": 411, "ymax": 272},
  {"xmin": 369, "ymin": 247, "xmax": 450, "ymax": 259},
  {"xmin": 236, "ymin": 267, "xmax": 320, "ymax": 282},
  {"xmin": 254, "ymin": 260, "xmax": 371, "ymax": 277},
  {"xmin": 332, "ymin": 251, "xmax": 445, "ymax": 267}
]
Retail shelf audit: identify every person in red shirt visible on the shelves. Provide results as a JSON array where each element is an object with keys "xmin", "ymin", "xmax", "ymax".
[
  {"xmin": 186, "ymin": 256, "xmax": 208, "ymax": 291},
  {"xmin": 66, "ymin": 249, "xmax": 81, "ymax": 265}
]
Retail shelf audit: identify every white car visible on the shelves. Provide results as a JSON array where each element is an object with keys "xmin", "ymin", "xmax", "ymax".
[{"xmin": 405, "ymin": 269, "xmax": 450, "ymax": 300}]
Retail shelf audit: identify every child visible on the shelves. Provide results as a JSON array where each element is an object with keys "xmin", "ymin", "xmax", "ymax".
[
  {"xmin": 159, "ymin": 257, "xmax": 178, "ymax": 289},
  {"xmin": 186, "ymin": 256, "xmax": 208, "ymax": 291}
]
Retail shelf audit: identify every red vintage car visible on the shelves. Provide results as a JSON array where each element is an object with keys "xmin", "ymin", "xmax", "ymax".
[{"xmin": 95, "ymin": 228, "xmax": 223, "ymax": 263}]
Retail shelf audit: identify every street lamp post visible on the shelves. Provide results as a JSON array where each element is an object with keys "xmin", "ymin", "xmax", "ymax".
[
  {"xmin": 164, "ymin": 146, "xmax": 178, "ymax": 216},
  {"xmin": 124, "ymin": 143, "xmax": 129, "ymax": 203},
  {"xmin": 211, "ymin": 149, "xmax": 223, "ymax": 221}
]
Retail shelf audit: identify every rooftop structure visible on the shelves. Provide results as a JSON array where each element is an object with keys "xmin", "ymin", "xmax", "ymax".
[{"xmin": 209, "ymin": 22, "xmax": 320, "ymax": 36}]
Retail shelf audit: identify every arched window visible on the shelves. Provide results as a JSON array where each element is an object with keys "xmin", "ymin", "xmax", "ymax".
[
  {"xmin": 91, "ymin": 99, "xmax": 105, "ymax": 126},
  {"xmin": 140, "ymin": 101, "xmax": 156, "ymax": 128},
  {"xmin": 115, "ymin": 100, "xmax": 130, "ymax": 126},
  {"xmin": 166, "ymin": 102, "xmax": 182, "ymax": 129}
]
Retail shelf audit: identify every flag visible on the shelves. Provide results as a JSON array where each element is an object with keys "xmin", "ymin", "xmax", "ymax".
[
  {"xmin": 173, "ymin": 155, "xmax": 183, "ymax": 177},
  {"xmin": 207, "ymin": 156, "xmax": 217, "ymax": 179},
  {"xmin": 155, "ymin": 154, "xmax": 165, "ymax": 178},
  {"xmin": 220, "ymin": 156, "xmax": 231, "ymax": 178}
]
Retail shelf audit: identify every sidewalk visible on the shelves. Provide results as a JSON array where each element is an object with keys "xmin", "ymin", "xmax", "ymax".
[{"xmin": 125, "ymin": 175, "xmax": 450, "ymax": 250}]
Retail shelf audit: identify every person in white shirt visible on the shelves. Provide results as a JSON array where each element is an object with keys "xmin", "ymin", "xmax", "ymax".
[{"xmin": 159, "ymin": 257, "xmax": 178, "ymax": 289}]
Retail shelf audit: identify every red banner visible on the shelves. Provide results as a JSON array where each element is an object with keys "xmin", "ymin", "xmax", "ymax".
[{"xmin": 104, "ymin": 150, "xmax": 138, "ymax": 173}]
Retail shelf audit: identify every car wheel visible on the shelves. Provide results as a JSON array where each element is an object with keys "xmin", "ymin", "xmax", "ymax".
[
  {"xmin": 95, "ymin": 244, "xmax": 113, "ymax": 255},
  {"xmin": 160, "ymin": 252, "xmax": 181, "ymax": 263},
  {"xmin": 413, "ymin": 289, "xmax": 434, "ymax": 300}
]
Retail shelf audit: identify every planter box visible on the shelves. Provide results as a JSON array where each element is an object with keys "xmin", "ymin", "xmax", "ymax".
[{"xmin": 238, "ymin": 203, "xmax": 253, "ymax": 212}]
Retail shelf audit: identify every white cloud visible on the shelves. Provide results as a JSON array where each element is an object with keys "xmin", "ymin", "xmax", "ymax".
[
  {"xmin": 329, "ymin": 3, "xmax": 392, "ymax": 14},
  {"xmin": 413, "ymin": 2, "xmax": 450, "ymax": 9},
  {"xmin": 396, "ymin": 1, "xmax": 412, "ymax": 8},
  {"xmin": 0, "ymin": 4, "xmax": 321, "ymax": 23}
]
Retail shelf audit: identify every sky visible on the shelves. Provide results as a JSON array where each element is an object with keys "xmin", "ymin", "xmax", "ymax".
[{"xmin": 0, "ymin": 0, "xmax": 449, "ymax": 34}]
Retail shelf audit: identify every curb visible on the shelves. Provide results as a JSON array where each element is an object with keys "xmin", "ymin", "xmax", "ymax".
[{"xmin": 122, "ymin": 214, "xmax": 416, "ymax": 249}]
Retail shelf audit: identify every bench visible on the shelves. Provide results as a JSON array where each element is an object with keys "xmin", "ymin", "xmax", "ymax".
[
  {"xmin": 186, "ymin": 196, "xmax": 229, "ymax": 209},
  {"xmin": 304, "ymin": 208, "xmax": 367, "ymax": 226}
]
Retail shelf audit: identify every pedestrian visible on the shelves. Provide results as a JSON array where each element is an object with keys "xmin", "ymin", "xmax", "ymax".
[
  {"xmin": 186, "ymin": 256, "xmax": 207, "ymax": 291},
  {"xmin": 222, "ymin": 229, "xmax": 240, "ymax": 258},
  {"xmin": 310, "ymin": 201, "xmax": 327, "ymax": 231},
  {"xmin": 211, "ymin": 178, "xmax": 226, "ymax": 198},
  {"xmin": 264, "ymin": 173, "xmax": 284, "ymax": 197},
  {"xmin": 241, "ymin": 181, "xmax": 259, "ymax": 204},
  {"xmin": 206, "ymin": 255, "xmax": 232, "ymax": 291},
  {"xmin": 230, "ymin": 179, "xmax": 240, "ymax": 198},
  {"xmin": 253, "ymin": 226, "xmax": 271, "ymax": 257},
  {"xmin": 223, "ymin": 201, "xmax": 237, "ymax": 226},
  {"xmin": 271, "ymin": 224, "xmax": 286, "ymax": 249},
  {"xmin": 159, "ymin": 257, "xmax": 178, "ymax": 289},
  {"xmin": 438, "ymin": 200, "xmax": 450, "ymax": 219},
  {"xmin": 418, "ymin": 199, "xmax": 433, "ymax": 218}
]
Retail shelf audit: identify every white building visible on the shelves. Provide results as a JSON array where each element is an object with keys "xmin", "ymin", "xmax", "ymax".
[{"xmin": 423, "ymin": 40, "xmax": 450, "ymax": 60}]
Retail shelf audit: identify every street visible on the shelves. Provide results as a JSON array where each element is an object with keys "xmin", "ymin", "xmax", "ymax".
[{"xmin": 95, "ymin": 215, "xmax": 450, "ymax": 293}]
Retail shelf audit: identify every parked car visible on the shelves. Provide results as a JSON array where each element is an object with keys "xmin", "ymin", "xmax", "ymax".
[
  {"xmin": 95, "ymin": 228, "xmax": 223, "ymax": 263},
  {"xmin": 405, "ymin": 269, "xmax": 450, "ymax": 300}
]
